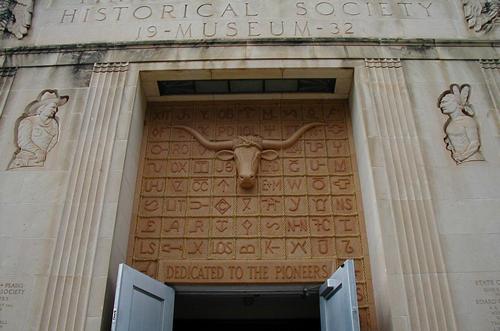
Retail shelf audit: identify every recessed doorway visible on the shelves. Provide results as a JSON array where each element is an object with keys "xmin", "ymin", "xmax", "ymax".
[
  {"xmin": 173, "ymin": 286, "xmax": 320, "ymax": 331},
  {"xmin": 125, "ymin": 96, "xmax": 375, "ymax": 329}
]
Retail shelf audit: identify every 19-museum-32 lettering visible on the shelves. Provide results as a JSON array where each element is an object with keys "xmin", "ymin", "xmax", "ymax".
[{"xmin": 58, "ymin": 0, "xmax": 434, "ymax": 39}]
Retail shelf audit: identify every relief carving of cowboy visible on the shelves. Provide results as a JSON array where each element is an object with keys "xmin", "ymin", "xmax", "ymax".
[
  {"xmin": 438, "ymin": 84, "xmax": 484, "ymax": 164},
  {"xmin": 8, "ymin": 89, "xmax": 69, "ymax": 169}
]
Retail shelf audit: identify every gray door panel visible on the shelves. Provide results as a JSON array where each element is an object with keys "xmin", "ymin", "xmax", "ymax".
[
  {"xmin": 319, "ymin": 259, "xmax": 360, "ymax": 331},
  {"xmin": 111, "ymin": 264, "xmax": 175, "ymax": 331}
]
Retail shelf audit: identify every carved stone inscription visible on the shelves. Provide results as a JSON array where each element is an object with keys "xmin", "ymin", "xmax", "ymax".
[
  {"xmin": 0, "ymin": 280, "xmax": 29, "ymax": 330},
  {"xmin": 130, "ymin": 100, "xmax": 375, "ymax": 329},
  {"xmin": 50, "ymin": 0, "xmax": 443, "ymax": 42},
  {"xmin": 473, "ymin": 279, "xmax": 500, "ymax": 330}
]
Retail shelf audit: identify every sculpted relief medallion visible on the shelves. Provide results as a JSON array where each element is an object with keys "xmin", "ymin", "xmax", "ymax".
[
  {"xmin": 0, "ymin": 0, "xmax": 34, "ymax": 39},
  {"xmin": 462, "ymin": 0, "xmax": 499, "ymax": 33},
  {"xmin": 8, "ymin": 89, "xmax": 69, "ymax": 170},
  {"xmin": 438, "ymin": 84, "xmax": 484, "ymax": 164}
]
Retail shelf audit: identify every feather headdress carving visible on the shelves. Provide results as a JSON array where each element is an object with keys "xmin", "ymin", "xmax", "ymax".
[
  {"xmin": 438, "ymin": 84, "xmax": 484, "ymax": 164},
  {"xmin": 438, "ymin": 84, "xmax": 474, "ymax": 116}
]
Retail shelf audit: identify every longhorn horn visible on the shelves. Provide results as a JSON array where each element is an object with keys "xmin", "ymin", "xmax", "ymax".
[
  {"xmin": 262, "ymin": 122, "xmax": 325, "ymax": 149},
  {"xmin": 172, "ymin": 125, "xmax": 233, "ymax": 150}
]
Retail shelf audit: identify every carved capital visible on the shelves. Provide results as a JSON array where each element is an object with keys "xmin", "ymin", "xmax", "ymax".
[
  {"xmin": 93, "ymin": 62, "xmax": 129, "ymax": 73},
  {"xmin": 0, "ymin": 67, "xmax": 17, "ymax": 77},
  {"xmin": 0, "ymin": 67, "xmax": 17, "ymax": 119},
  {"xmin": 462, "ymin": 0, "xmax": 499, "ymax": 33},
  {"xmin": 364, "ymin": 58, "xmax": 401, "ymax": 68},
  {"xmin": 480, "ymin": 59, "xmax": 500, "ymax": 69}
]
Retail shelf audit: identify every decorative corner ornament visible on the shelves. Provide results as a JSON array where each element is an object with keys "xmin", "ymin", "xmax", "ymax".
[
  {"xmin": 462, "ymin": 0, "xmax": 499, "ymax": 33},
  {"xmin": 438, "ymin": 84, "xmax": 484, "ymax": 164},
  {"xmin": 173, "ymin": 122, "xmax": 324, "ymax": 188},
  {"xmin": 0, "ymin": 0, "xmax": 34, "ymax": 39},
  {"xmin": 8, "ymin": 89, "xmax": 69, "ymax": 170}
]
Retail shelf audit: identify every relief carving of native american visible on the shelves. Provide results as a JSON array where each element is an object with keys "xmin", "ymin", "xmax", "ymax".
[
  {"xmin": 438, "ymin": 84, "xmax": 484, "ymax": 164},
  {"xmin": 173, "ymin": 122, "xmax": 324, "ymax": 188},
  {"xmin": 8, "ymin": 89, "xmax": 69, "ymax": 170},
  {"xmin": 462, "ymin": 0, "xmax": 499, "ymax": 33},
  {"xmin": 0, "ymin": 0, "xmax": 34, "ymax": 39}
]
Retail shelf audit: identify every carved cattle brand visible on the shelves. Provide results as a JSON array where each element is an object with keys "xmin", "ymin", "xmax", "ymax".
[
  {"xmin": 0, "ymin": 0, "xmax": 34, "ymax": 39},
  {"xmin": 173, "ymin": 122, "xmax": 324, "ymax": 189},
  {"xmin": 130, "ymin": 100, "xmax": 377, "ymax": 330},
  {"xmin": 438, "ymin": 84, "xmax": 484, "ymax": 164},
  {"xmin": 462, "ymin": 0, "xmax": 499, "ymax": 33}
]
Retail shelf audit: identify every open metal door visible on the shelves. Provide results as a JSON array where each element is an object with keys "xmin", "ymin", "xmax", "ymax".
[
  {"xmin": 111, "ymin": 264, "xmax": 175, "ymax": 331},
  {"xmin": 319, "ymin": 260, "xmax": 360, "ymax": 331}
]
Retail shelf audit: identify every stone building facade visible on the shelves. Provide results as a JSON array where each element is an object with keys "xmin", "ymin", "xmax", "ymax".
[{"xmin": 0, "ymin": 0, "xmax": 499, "ymax": 330}]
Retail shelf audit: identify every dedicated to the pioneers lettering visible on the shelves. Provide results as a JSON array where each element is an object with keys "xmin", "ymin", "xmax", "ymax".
[
  {"xmin": 160, "ymin": 261, "xmax": 331, "ymax": 283},
  {"xmin": 58, "ymin": 0, "xmax": 434, "ymax": 40}
]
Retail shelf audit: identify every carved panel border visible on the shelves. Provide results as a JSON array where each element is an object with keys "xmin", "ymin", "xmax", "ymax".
[
  {"xmin": 39, "ymin": 62, "xmax": 129, "ymax": 331},
  {"xmin": 364, "ymin": 58, "xmax": 458, "ymax": 330}
]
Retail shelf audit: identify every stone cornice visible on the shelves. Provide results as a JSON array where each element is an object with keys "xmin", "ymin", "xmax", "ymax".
[{"xmin": 1, "ymin": 37, "xmax": 498, "ymax": 56}]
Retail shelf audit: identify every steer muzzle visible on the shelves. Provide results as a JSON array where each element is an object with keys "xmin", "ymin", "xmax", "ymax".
[{"xmin": 238, "ymin": 174, "xmax": 256, "ymax": 189}]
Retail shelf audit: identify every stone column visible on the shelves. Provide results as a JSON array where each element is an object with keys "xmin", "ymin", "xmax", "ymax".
[
  {"xmin": 479, "ymin": 59, "xmax": 500, "ymax": 137},
  {"xmin": 0, "ymin": 67, "xmax": 16, "ymax": 118},
  {"xmin": 39, "ymin": 62, "xmax": 129, "ymax": 331},
  {"xmin": 363, "ymin": 58, "xmax": 458, "ymax": 330}
]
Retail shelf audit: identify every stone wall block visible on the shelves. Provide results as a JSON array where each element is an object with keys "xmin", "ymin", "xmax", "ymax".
[
  {"xmin": 39, "ymin": 62, "xmax": 129, "ymax": 331},
  {"xmin": 365, "ymin": 58, "xmax": 458, "ymax": 331}
]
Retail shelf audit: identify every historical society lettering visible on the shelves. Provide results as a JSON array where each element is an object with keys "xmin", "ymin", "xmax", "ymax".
[{"xmin": 55, "ymin": 0, "xmax": 436, "ymax": 40}]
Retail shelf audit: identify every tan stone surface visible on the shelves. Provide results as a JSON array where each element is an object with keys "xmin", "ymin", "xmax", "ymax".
[{"xmin": 129, "ymin": 99, "xmax": 375, "ymax": 328}]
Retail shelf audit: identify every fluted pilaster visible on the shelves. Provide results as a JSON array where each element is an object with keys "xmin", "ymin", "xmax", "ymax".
[
  {"xmin": 479, "ymin": 59, "xmax": 500, "ymax": 136},
  {"xmin": 0, "ymin": 67, "xmax": 16, "ymax": 118},
  {"xmin": 40, "ymin": 62, "xmax": 129, "ymax": 331},
  {"xmin": 364, "ymin": 58, "xmax": 457, "ymax": 330}
]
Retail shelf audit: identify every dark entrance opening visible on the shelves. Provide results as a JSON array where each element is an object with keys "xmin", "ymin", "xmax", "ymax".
[{"xmin": 173, "ymin": 286, "xmax": 320, "ymax": 331}]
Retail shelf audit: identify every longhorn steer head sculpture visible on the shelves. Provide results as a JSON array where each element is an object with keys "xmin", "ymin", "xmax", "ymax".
[{"xmin": 173, "ymin": 122, "xmax": 324, "ymax": 189}]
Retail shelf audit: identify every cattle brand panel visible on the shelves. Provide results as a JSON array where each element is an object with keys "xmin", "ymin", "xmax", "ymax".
[{"xmin": 129, "ymin": 100, "xmax": 376, "ymax": 329}]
